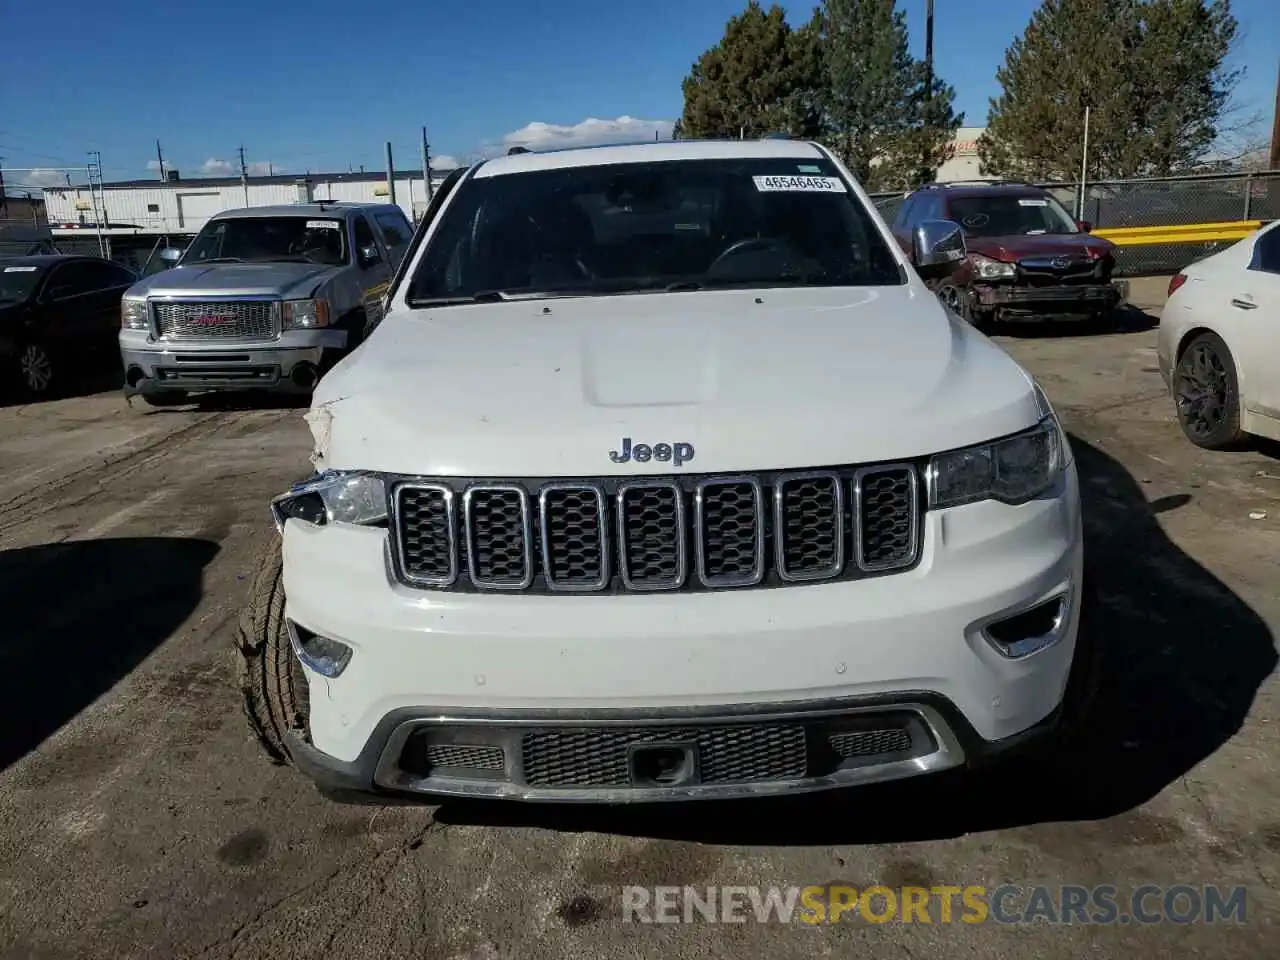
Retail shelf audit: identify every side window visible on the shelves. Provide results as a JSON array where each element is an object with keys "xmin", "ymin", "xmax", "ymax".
[
  {"xmin": 1249, "ymin": 226, "xmax": 1280, "ymax": 275},
  {"xmin": 352, "ymin": 215, "xmax": 378, "ymax": 260},
  {"xmin": 374, "ymin": 211, "xmax": 412, "ymax": 266},
  {"xmin": 106, "ymin": 261, "xmax": 139, "ymax": 287},
  {"xmin": 43, "ymin": 262, "xmax": 95, "ymax": 298}
]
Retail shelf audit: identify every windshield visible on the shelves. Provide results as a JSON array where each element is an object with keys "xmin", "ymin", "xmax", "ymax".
[
  {"xmin": 948, "ymin": 194, "xmax": 1079, "ymax": 238},
  {"xmin": 182, "ymin": 216, "xmax": 348, "ymax": 266},
  {"xmin": 406, "ymin": 157, "xmax": 904, "ymax": 304},
  {"xmin": 0, "ymin": 263, "xmax": 48, "ymax": 303}
]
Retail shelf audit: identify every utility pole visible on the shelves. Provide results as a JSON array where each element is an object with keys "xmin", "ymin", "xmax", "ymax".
[
  {"xmin": 237, "ymin": 145, "xmax": 249, "ymax": 205},
  {"xmin": 919, "ymin": 0, "xmax": 935, "ymax": 186},
  {"xmin": 155, "ymin": 139, "xmax": 166, "ymax": 181},
  {"xmin": 1270, "ymin": 58, "xmax": 1280, "ymax": 170},
  {"xmin": 0, "ymin": 157, "xmax": 7, "ymax": 219},
  {"xmin": 421, "ymin": 126, "xmax": 433, "ymax": 207},
  {"xmin": 385, "ymin": 141, "xmax": 397, "ymax": 207}
]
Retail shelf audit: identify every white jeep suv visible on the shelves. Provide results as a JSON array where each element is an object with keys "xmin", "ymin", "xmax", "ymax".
[{"xmin": 236, "ymin": 138, "xmax": 1096, "ymax": 802}]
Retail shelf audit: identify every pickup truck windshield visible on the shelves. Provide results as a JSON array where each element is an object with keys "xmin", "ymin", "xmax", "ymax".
[
  {"xmin": 183, "ymin": 217, "xmax": 348, "ymax": 266},
  {"xmin": 407, "ymin": 157, "xmax": 903, "ymax": 304},
  {"xmin": 949, "ymin": 194, "xmax": 1080, "ymax": 238}
]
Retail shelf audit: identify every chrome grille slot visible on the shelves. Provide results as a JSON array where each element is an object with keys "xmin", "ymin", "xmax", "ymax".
[
  {"xmin": 152, "ymin": 299, "xmax": 278, "ymax": 341},
  {"xmin": 695, "ymin": 478, "xmax": 764, "ymax": 587},
  {"xmin": 464, "ymin": 485, "xmax": 533, "ymax": 589},
  {"xmin": 854, "ymin": 466, "xmax": 919, "ymax": 571},
  {"xmin": 775, "ymin": 471, "xmax": 843, "ymax": 581},
  {"xmin": 540, "ymin": 484, "xmax": 608, "ymax": 591},
  {"xmin": 617, "ymin": 481, "xmax": 686, "ymax": 590},
  {"xmin": 396, "ymin": 484, "xmax": 457, "ymax": 586},
  {"xmin": 390, "ymin": 463, "xmax": 921, "ymax": 593}
]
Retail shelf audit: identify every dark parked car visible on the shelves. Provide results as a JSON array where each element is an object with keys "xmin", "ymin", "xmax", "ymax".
[
  {"xmin": 891, "ymin": 181, "xmax": 1128, "ymax": 330},
  {"xmin": 0, "ymin": 255, "xmax": 139, "ymax": 398}
]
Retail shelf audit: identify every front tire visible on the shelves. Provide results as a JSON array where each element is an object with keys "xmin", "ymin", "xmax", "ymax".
[
  {"xmin": 1172, "ymin": 331, "xmax": 1244, "ymax": 450},
  {"xmin": 235, "ymin": 537, "xmax": 309, "ymax": 765}
]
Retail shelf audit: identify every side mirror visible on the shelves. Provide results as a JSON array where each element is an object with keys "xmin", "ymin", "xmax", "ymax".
[
  {"xmin": 911, "ymin": 219, "xmax": 967, "ymax": 279},
  {"xmin": 359, "ymin": 245, "xmax": 383, "ymax": 268},
  {"xmin": 159, "ymin": 247, "xmax": 183, "ymax": 263},
  {"xmin": 1076, "ymin": 219, "xmax": 1093, "ymax": 233}
]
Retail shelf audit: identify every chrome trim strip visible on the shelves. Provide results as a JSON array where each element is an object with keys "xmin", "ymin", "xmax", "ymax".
[
  {"xmin": 694, "ymin": 476, "xmax": 765, "ymax": 587},
  {"xmin": 616, "ymin": 480, "xmax": 687, "ymax": 591},
  {"xmin": 852, "ymin": 464, "xmax": 920, "ymax": 572},
  {"xmin": 464, "ymin": 484, "xmax": 534, "ymax": 590},
  {"xmin": 774, "ymin": 470, "xmax": 845, "ymax": 582},
  {"xmin": 370, "ymin": 701, "xmax": 966, "ymax": 803},
  {"xmin": 539, "ymin": 483, "xmax": 610, "ymax": 593},
  {"xmin": 392, "ymin": 482, "xmax": 458, "ymax": 587}
]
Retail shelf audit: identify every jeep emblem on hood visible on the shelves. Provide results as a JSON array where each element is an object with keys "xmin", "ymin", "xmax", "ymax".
[{"xmin": 610, "ymin": 438, "xmax": 695, "ymax": 467}]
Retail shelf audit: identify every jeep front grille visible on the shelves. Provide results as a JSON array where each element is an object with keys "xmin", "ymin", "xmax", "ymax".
[
  {"xmin": 392, "ymin": 464, "xmax": 921, "ymax": 594},
  {"xmin": 151, "ymin": 299, "xmax": 279, "ymax": 341}
]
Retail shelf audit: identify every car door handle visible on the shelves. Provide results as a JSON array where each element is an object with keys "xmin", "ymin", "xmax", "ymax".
[{"xmin": 1230, "ymin": 297, "xmax": 1257, "ymax": 310}]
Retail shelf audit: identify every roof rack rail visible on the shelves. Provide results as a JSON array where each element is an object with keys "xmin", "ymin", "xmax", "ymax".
[{"xmin": 923, "ymin": 179, "xmax": 1038, "ymax": 189}]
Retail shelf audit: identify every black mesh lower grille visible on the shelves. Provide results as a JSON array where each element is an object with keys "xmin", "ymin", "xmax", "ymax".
[
  {"xmin": 520, "ymin": 725, "xmax": 807, "ymax": 787},
  {"xmin": 828, "ymin": 728, "xmax": 913, "ymax": 758},
  {"xmin": 422, "ymin": 744, "xmax": 505, "ymax": 771}
]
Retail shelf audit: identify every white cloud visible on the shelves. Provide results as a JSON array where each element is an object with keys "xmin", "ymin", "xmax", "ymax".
[
  {"xmin": 201, "ymin": 158, "xmax": 235, "ymax": 175},
  {"xmin": 432, "ymin": 155, "xmax": 460, "ymax": 170},
  {"xmin": 196, "ymin": 158, "xmax": 280, "ymax": 176},
  {"xmin": 500, "ymin": 116, "xmax": 674, "ymax": 152},
  {"xmin": 14, "ymin": 168, "xmax": 69, "ymax": 188}
]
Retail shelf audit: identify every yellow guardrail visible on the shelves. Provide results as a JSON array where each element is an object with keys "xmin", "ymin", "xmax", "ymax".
[{"xmin": 1092, "ymin": 220, "xmax": 1263, "ymax": 246}]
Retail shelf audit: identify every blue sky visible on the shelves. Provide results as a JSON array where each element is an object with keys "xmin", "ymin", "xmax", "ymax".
[{"xmin": 1, "ymin": 0, "xmax": 1274, "ymax": 189}]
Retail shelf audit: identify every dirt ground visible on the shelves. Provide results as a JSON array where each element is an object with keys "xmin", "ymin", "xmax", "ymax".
[{"xmin": 1, "ymin": 276, "xmax": 1278, "ymax": 959}]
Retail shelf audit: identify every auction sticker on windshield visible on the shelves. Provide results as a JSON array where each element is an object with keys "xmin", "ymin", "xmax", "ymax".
[
  {"xmin": 3, "ymin": 266, "xmax": 38, "ymax": 272},
  {"xmin": 305, "ymin": 220, "xmax": 341, "ymax": 230},
  {"xmin": 1018, "ymin": 198, "xmax": 1048, "ymax": 207},
  {"xmin": 753, "ymin": 175, "xmax": 847, "ymax": 193}
]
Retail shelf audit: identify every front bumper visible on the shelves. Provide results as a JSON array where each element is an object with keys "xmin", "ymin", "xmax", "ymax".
[
  {"xmin": 119, "ymin": 328, "xmax": 347, "ymax": 395},
  {"xmin": 972, "ymin": 281, "xmax": 1127, "ymax": 318},
  {"xmin": 279, "ymin": 463, "xmax": 1084, "ymax": 802}
]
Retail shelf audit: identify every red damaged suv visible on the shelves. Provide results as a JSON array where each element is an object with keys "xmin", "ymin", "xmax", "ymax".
[{"xmin": 890, "ymin": 181, "xmax": 1128, "ymax": 330}]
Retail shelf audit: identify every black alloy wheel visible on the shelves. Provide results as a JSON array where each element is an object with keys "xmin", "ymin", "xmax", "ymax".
[{"xmin": 1172, "ymin": 331, "xmax": 1243, "ymax": 450}]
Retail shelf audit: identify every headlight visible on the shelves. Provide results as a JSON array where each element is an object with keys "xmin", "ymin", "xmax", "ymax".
[
  {"xmin": 967, "ymin": 253, "xmax": 1016, "ymax": 280},
  {"xmin": 121, "ymin": 299, "xmax": 148, "ymax": 330},
  {"xmin": 928, "ymin": 416, "xmax": 1064, "ymax": 509},
  {"xmin": 271, "ymin": 471, "xmax": 387, "ymax": 530},
  {"xmin": 282, "ymin": 298, "xmax": 331, "ymax": 330}
]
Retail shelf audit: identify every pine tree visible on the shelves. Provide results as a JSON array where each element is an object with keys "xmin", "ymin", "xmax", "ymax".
[
  {"xmin": 817, "ymin": 0, "xmax": 962, "ymax": 190},
  {"xmin": 979, "ymin": 0, "xmax": 1241, "ymax": 180},
  {"xmin": 676, "ymin": 2, "xmax": 825, "ymax": 140}
]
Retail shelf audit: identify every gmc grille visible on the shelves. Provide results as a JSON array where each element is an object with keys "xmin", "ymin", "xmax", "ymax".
[
  {"xmin": 393, "ymin": 465, "xmax": 921, "ymax": 594},
  {"xmin": 151, "ymin": 299, "xmax": 279, "ymax": 342}
]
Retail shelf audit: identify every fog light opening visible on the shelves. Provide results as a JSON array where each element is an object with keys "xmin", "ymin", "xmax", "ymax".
[
  {"xmin": 287, "ymin": 621, "xmax": 353, "ymax": 678},
  {"xmin": 984, "ymin": 594, "xmax": 1068, "ymax": 659}
]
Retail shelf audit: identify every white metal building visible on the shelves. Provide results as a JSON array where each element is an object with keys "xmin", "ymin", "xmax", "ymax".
[{"xmin": 42, "ymin": 168, "xmax": 456, "ymax": 238}]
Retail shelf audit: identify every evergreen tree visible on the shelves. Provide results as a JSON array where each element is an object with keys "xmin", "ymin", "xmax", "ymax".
[
  {"xmin": 676, "ymin": 2, "xmax": 825, "ymax": 140},
  {"xmin": 979, "ymin": 0, "xmax": 1241, "ymax": 180},
  {"xmin": 817, "ymin": 0, "xmax": 962, "ymax": 190}
]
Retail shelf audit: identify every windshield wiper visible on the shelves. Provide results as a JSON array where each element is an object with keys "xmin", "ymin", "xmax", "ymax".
[
  {"xmin": 407, "ymin": 290, "xmax": 519, "ymax": 307},
  {"xmin": 190, "ymin": 257, "xmax": 243, "ymax": 264}
]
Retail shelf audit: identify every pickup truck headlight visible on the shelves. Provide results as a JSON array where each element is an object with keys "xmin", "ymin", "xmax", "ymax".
[
  {"xmin": 121, "ymin": 299, "xmax": 149, "ymax": 330},
  {"xmin": 928, "ymin": 415, "xmax": 1065, "ymax": 509},
  {"xmin": 967, "ymin": 253, "xmax": 1017, "ymax": 280},
  {"xmin": 271, "ymin": 471, "xmax": 387, "ymax": 530},
  {"xmin": 282, "ymin": 298, "xmax": 331, "ymax": 330}
]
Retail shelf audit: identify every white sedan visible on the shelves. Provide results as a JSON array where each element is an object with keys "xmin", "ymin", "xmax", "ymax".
[{"xmin": 1157, "ymin": 219, "xmax": 1280, "ymax": 449}]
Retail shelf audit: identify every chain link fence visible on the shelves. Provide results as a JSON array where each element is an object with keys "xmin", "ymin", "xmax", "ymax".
[{"xmin": 870, "ymin": 170, "xmax": 1280, "ymax": 277}]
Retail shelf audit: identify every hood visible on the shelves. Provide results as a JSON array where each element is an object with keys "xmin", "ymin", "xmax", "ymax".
[
  {"xmin": 310, "ymin": 286, "xmax": 1044, "ymax": 478},
  {"xmin": 127, "ymin": 261, "xmax": 339, "ymax": 299},
  {"xmin": 966, "ymin": 232, "xmax": 1114, "ymax": 263}
]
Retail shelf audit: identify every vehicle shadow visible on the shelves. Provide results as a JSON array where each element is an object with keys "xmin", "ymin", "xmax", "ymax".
[
  {"xmin": 0, "ymin": 536, "xmax": 218, "ymax": 772},
  {"xmin": 129, "ymin": 392, "xmax": 311, "ymax": 414},
  {"xmin": 431, "ymin": 434, "xmax": 1276, "ymax": 843},
  {"xmin": 0, "ymin": 366, "xmax": 125, "ymax": 409},
  {"xmin": 991, "ymin": 303, "xmax": 1157, "ymax": 339}
]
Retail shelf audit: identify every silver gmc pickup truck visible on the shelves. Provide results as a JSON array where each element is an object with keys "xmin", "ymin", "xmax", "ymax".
[{"xmin": 118, "ymin": 201, "xmax": 413, "ymax": 405}]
